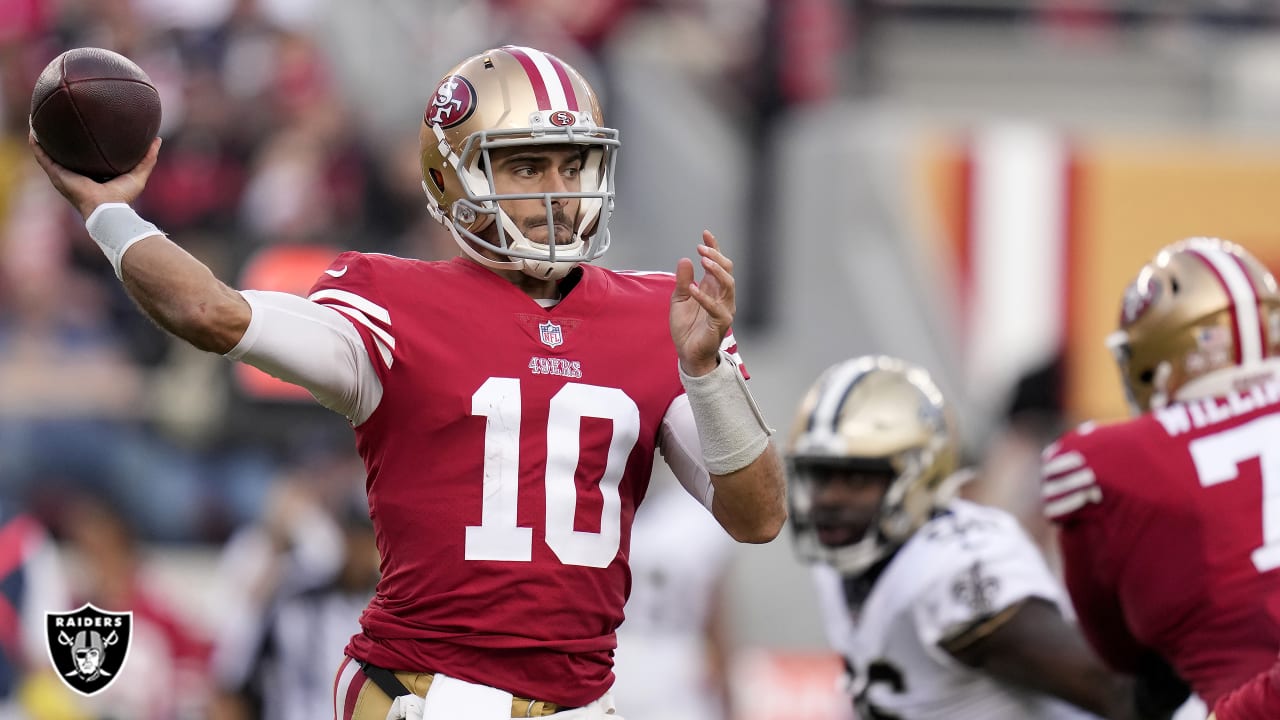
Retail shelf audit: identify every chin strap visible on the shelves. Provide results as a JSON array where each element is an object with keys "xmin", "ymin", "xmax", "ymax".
[
  {"xmin": 519, "ymin": 257, "xmax": 575, "ymax": 281},
  {"xmin": 437, "ymin": 203, "xmax": 583, "ymax": 281},
  {"xmin": 498, "ymin": 210, "xmax": 582, "ymax": 281}
]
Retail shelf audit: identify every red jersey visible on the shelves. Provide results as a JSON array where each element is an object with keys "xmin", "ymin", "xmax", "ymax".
[
  {"xmin": 1213, "ymin": 655, "xmax": 1280, "ymax": 720},
  {"xmin": 308, "ymin": 254, "xmax": 692, "ymax": 706},
  {"xmin": 1042, "ymin": 382, "xmax": 1280, "ymax": 707}
]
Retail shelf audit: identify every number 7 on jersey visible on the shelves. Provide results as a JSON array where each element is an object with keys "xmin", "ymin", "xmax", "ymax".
[{"xmin": 1191, "ymin": 416, "xmax": 1280, "ymax": 572}]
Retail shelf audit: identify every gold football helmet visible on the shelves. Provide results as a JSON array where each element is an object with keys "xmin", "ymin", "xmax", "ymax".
[
  {"xmin": 1108, "ymin": 237, "xmax": 1280, "ymax": 414},
  {"xmin": 419, "ymin": 45, "xmax": 619, "ymax": 280},
  {"xmin": 786, "ymin": 356, "xmax": 959, "ymax": 577}
]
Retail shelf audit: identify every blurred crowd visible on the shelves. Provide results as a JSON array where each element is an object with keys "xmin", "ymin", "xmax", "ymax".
[
  {"xmin": 0, "ymin": 0, "xmax": 459, "ymax": 546},
  {"xmin": 1, "ymin": 461, "xmax": 378, "ymax": 719}
]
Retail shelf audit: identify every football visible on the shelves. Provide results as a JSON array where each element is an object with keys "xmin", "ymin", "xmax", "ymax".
[{"xmin": 29, "ymin": 47, "xmax": 162, "ymax": 181}]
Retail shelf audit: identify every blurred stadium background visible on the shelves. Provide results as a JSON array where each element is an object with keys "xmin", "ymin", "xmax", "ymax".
[{"xmin": 5, "ymin": 0, "xmax": 1280, "ymax": 718}]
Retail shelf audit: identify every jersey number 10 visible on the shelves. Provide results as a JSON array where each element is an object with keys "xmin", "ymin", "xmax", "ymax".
[
  {"xmin": 465, "ymin": 377, "xmax": 640, "ymax": 569},
  {"xmin": 1190, "ymin": 415, "xmax": 1280, "ymax": 573}
]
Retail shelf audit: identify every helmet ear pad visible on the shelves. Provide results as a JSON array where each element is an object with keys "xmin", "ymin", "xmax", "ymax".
[{"xmin": 419, "ymin": 126, "xmax": 495, "ymax": 237}]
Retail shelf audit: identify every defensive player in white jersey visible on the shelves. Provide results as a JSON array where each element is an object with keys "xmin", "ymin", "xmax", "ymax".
[
  {"xmin": 29, "ymin": 45, "xmax": 787, "ymax": 720},
  {"xmin": 787, "ymin": 356, "xmax": 1180, "ymax": 720}
]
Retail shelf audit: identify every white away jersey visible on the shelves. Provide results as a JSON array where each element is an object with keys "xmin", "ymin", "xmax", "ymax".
[{"xmin": 813, "ymin": 499, "xmax": 1092, "ymax": 720}]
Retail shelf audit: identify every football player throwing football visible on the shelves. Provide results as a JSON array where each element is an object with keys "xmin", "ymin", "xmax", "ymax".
[{"xmin": 28, "ymin": 45, "xmax": 787, "ymax": 720}]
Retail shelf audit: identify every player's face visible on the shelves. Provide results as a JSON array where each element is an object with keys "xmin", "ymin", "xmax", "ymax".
[
  {"xmin": 807, "ymin": 467, "xmax": 892, "ymax": 548},
  {"xmin": 489, "ymin": 145, "xmax": 583, "ymax": 246}
]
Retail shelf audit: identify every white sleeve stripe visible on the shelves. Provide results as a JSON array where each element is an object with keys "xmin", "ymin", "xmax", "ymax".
[
  {"xmin": 325, "ymin": 304, "xmax": 397, "ymax": 352},
  {"xmin": 308, "ymin": 289, "xmax": 391, "ymax": 324},
  {"xmin": 371, "ymin": 336, "xmax": 394, "ymax": 370},
  {"xmin": 1042, "ymin": 450, "xmax": 1085, "ymax": 476},
  {"xmin": 1044, "ymin": 487, "xmax": 1103, "ymax": 519},
  {"xmin": 1042, "ymin": 469, "xmax": 1096, "ymax": 498}
]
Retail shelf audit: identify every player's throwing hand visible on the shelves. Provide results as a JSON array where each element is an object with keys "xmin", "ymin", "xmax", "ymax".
[{"xmin": 29, "ymin": 133, "xmax": 161, "ymax": 219}]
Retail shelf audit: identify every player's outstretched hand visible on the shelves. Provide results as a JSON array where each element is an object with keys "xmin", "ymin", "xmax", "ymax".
[
  {"xmin": 671, "ymin": 230, "xmax": 736, "ymax": 377},
  {"xmin": 29, "ymin": 133, "xmax": 160, "ymax": 219}
]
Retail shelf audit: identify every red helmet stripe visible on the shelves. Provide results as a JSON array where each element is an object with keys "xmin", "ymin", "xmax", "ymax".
[
  {"xmin": 545, "ymin": 53, "xmax": 580, "ymax": 111},
  {"xmin": 503, "ymin": 46, "xmax": 552, "ymax": 110},
  {"xmin": 1231, "ymin": 252, "xmax": 1270, "ymax": 357},
  {"xmin": 1189, "ymin": 246, "xmax": 1261, "ymax": 364}
]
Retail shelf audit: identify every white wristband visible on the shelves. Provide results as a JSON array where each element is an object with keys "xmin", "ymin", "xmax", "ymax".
[
  {"xmin": 680, "ymin": 350, "xmax": 775, "ymax": 475},
  {"xmin": 85, "ymin": 202, "xmax": 164, "ymax": 279}
]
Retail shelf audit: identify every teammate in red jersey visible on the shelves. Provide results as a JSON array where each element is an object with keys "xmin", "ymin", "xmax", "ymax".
[
  {"xmin": 1042, "ymin": 237, "xmax": 1280, "ymax": 714},
  {"xmin": 1211, "ymin": 658, "xmax": 1280, "ymax": 720},
  {"xmin": 28, "ymin": 45, "xmax": 786, "ymax": 720}
]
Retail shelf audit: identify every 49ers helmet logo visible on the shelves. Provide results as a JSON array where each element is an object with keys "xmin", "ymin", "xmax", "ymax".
[
  {"xmin": 425, "ymin": 75, "xmax": 477, "ymax": 129},
  {"xmin": 549, "ymin": 110, "xmax": 576, "ymax": 127},
  {"xmin": 1120, "ymin": 273, "xmax": 1163, "ymax": 327},
  {"xmin": 46, "ymin": 604, "xmax": 132, "ymax": 696}
]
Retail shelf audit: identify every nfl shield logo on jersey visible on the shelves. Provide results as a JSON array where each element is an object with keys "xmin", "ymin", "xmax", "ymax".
[
  {"xmin": 539, "ymin": 321, "xmax": 564, "ymax": 348},
  {"xmin": 46, "ymin": 604, "xmax": 132, "ymax": 696}
]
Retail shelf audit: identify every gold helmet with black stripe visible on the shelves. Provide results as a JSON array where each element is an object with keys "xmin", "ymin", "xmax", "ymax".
[{"xmin": 786, "ymin": 355, "xmax": 959, "ymax": 576}]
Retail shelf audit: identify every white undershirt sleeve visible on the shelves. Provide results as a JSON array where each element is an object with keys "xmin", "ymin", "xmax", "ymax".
[
  {"xmin": 658, "ymin": 394, "xmax": 715, "ymax": 511},
  {"xmin": 223, "ymin": 290, "xmax": 384, "ymax": 425}
]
